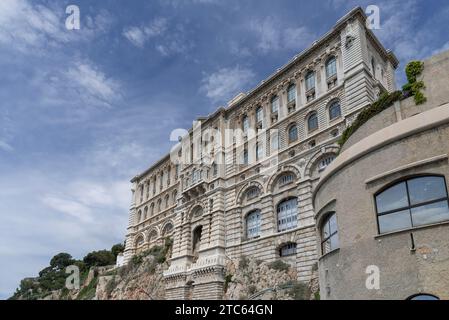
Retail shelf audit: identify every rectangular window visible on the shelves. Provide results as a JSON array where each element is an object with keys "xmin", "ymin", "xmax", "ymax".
[{"xmin": 271, "ymin": 97, "xmax": 279, "ymax": 113}]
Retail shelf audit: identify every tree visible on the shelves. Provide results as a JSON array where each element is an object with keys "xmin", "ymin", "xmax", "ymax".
[
  {"xmin": 49, "ymin": 253, "xmax": 74, "ymax": 270},
  {"xmin": 83, "ymin": 250, "xmax": 115, "ymax": 268},
  {"xmin": 111, "ymin": 243, "xmax": 125, "ymax": 258}
]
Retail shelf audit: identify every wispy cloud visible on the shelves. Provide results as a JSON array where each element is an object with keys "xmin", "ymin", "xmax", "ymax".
[
  {"xmin": 123, "ymin": 17, "xmax": 194, "ymax": 56},
  {"xmin": 123, "ymin": 17, "xmax": 168, "ymax": 48},
  {"xmin": 0, "ymin": 0, "xmax": 113, "ymax": 54},
  {"xmin": 200, "ymin": 66, "xmax": 255, "ymax": 103},
  {"xmin": 249, "ymin": 17, "xmax": 315, "ymax": 54}
]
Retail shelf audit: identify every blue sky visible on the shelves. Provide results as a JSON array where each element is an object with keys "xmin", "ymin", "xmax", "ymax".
[{"xmin": 0, "ymin": 0, "xmax": 448, "ymax": 299}]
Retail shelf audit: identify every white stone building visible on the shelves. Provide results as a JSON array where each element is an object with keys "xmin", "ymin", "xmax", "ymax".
[{"xmin": 123, "ymin": 7, "xmax": 398, "ymax": 299}]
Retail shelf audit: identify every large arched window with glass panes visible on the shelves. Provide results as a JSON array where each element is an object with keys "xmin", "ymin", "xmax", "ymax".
[
  {"xmin": 277, "ymin": 198, "xmax": 298, "ymax": 232},
  {"xmin": 308, "ymin": 112, "xmax": 318, "ymax": 132},
  {"xmin": 328, "ymin": 100, "xmax": 341, "ymax": 121},
  {"xmin": 288, "ymin": 124, "xmax": 298, "ymax": 143},
  {"xmin": 246, "ymin": 210, "xmax": 261, "ymax": 239},
  {"xmin": 375, "ymin": 176, "xmax": 449, "ymax": 234}
]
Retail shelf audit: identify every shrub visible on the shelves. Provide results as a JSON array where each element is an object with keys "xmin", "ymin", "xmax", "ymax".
[
  {"xmin": 287, "ymin": 281, "xmax": 310, "ymax": 300},
  {"xmin": 268, "ymin": 260, "xmax": 290, "ymax": 272},
  {"xmin": 223, "ymin": 274, "xmax": 233, "ymax": 293},
  {"xmin": 338, "ymin": 90, "xmax": 403, "ymax": 148},
  {"xmin": 238, "ymin": 256, "xmax": 249, "ymax": 270}
]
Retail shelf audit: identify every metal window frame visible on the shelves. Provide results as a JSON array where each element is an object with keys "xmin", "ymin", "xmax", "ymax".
[{"xmin": 375, "ymin": 175, "xmax": 449, "ymax": 234}]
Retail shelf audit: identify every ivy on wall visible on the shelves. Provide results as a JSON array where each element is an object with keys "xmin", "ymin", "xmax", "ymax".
[{"xmin": 338, "ymin": 60, "xmax": 426, "ymax": 148}]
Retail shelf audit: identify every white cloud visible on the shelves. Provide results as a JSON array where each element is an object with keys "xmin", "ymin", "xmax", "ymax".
[
  {"xmin": 200, "ymin": 66, "xmax": 255, "ymax": 103},
  {"xmin": 64, "ymin": 61, "xmax": 122, "ymax": 107},
  {"xmin": 249, "ymin": 17, "xmax": 315, "ymax": 54},
  {"xmin": 0, "ymin": 0, "xmax": 113, "ymax": 54},
  {"xmin": 0, "ymin": 140, "xmax": 13, "ymax": 152},
  {"xmin": 123, "ymin": 18, "xmax": 168, "ymax": 48}
]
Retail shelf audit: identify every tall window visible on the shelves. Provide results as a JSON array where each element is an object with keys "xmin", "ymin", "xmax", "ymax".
[
  {"xmin": 321, "ymin": 212, "xmax": 339, "ymax": 255},
  {"xmin": 165, "ymin": 195, "xmax": 169, "ymax": 208},
  {"xmin": 192, "ymin": 169, "xmax": 201, "ymax": 184},
  {"xmin": 213, "ymin": 163, "xmax": 218, "ymax": 177},
  {"xmin": 287, "ymin": 84, "xmax": 296, "ymax": 103},
  {"xmin": 371, "ymin": 57, "xmax": 376, "ymax": 78},
  {"xmin": 308, "ymin": 112, "xmax": 318, "ymax": 132},
  {"xmin": 256, "ymin": 142, "xmax": 264, "ymax": 161},
  {"xmin": 326, "ymin": 56, "xmax": 337, "ymax": 79},
  {"xmin": 305, "ymin": 71, "xmax": 315, "ymax": 91},
  {"xmin": 157, "ymin": 199, "xmax": 162, "ymax": 212},
  {"xmin": 271, "ymin": 96, "xmax": 279, "ymax": 113},
  {"xmin": 288, "ymin": 125, "xmax": 298, "ymax": 143},
  {"xmin": 329, "ymin": 101, "xmax": 341, "ymax": 120},
  {"xmin": 137, "ymin": 210, "xmax": 142, "ymax": 223},
  {"xmin": 242, "ymin": 149, "xmax": 249, "ymax": 165},
  {"xmin": 144, "ymin": 207, "xmax": 148, "ymax": 220},
  {"xmin": 271, "ymin": 132, "xmax": 279, "ymax": 152},
  {"xmin": 375, "ymin": 176, "xmax": 449, "ymax": 234},
  {"xmin": 277, "ymin": 198, "xmax": 298, "ymax": 232},
  {"xmin": 150, "ymin": 203, "xmax": 154, "ymax": 216},
  {"xmin": 279, "ymin": 243, "xmax": 297, "ymax": 257},
  {"xmin": 242, "ymin": 115, "xmax": 249, "ymax": 133},
  {"xmin": 256, "ymin": 106, "xmax": 263, "ymax": 124},
  {"xmin": 246, "ymin": 210, "xmax": 261, "ymax": 239}
]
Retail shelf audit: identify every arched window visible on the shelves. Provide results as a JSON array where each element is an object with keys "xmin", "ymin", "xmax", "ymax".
[
  {"xmin": 329, "ymin": 101, "xmax": 341, "ymax": 120},
  {"xmin": 162, "ymin": 223, "xmax": 174, "ymax": 236},
  {"xmin": 287, "ymin": 84, "xmax": 296, "ymax": 103},
  {"xmin": 135, "ymin": 235, "xmax": 144, "ymax": 247},
  {"xmin": 213, "ymin": 163, "xmax": 218, "ymax": 177},
  {"xmin": 408, "ymin": 294, "xmax": 439, "ymax": 300},
  {"xmin": 157, "ymin": 199, "xmax": 162, "ymax": 212},
  {"xmin": 165, "ymin": 195, "xmax": 170, "ymax": 209},
  {"xmin": 279, "ymin": 173, "xmax": 295, "ymax": 186},
  {"xmin": 318, "ymin": 155, "xmax": 336, "ymax": 172},
  {"xmin": 143, "ymin": 207, "xmax": 148, "ymax": 221},
  {"xmin": 326, "ymin": 56, "xmax": 337, "ymax": 79},
  {"xmin": 137, "ymin": 210, "xmax": 142, "ymax": 223},
  {"xmin": 288, "ymin": 125, "xmax": 298, "ymax": 143},
  {"xmin": 246, "ymin": 210, "xmax": 261, "ymax": 239},
  {"xmin": 172, "ymin": 190, "xmax": 178, "ymax": 205},
  {"xmin": 321, "ymin": 212, "xmax": 339, "ymax": 255},
  {"xmin": 150, "ymin": 203, "xmax": 154, "ymax": 216},
  {"xmin": 277, "ymin": 198, "xmax": 298, "ymax": 232},
  {"xmin": 375, "ymin": 176, "xmax": 449, "ymax": 234},
  {"xmin": 246, "ymin": 187, "xmax": 260, "ymax": 200},
  {"xmin": 279, "ymin": 243, "xmax": 297, "ymax": 257},
  {"xmin": 148, "ymin": 230, "xmax": 158, "ymax": 242},
  {"xmin": 256, "ymin": 106, "xmax": 263, "ymax": 124},
  {"xmin": 271, "ymin": 96, "xmax": 279, "ymax": 113},
  {"xmin": 192, "ymin": 226, "xmax": 203, "ymax": 256},
  {"xmin": 308, "ymin": 112, "xmax": 318, "ymax": 132},
  {"xmin": 192, "ymin": 206, "xmax": 203, "ymax": 218},
  {"xmin": 242, "ymin": 115, "xmax": 249, "ymax": 133},
  {"xmin": 305, "ymin": 71, "xmax": 315, "ymax": 91}
]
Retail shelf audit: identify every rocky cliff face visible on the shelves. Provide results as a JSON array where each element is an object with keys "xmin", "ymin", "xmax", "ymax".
[{"xmin": 20, "ymin": 252, "xmax": 319, "ymax": 300}]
